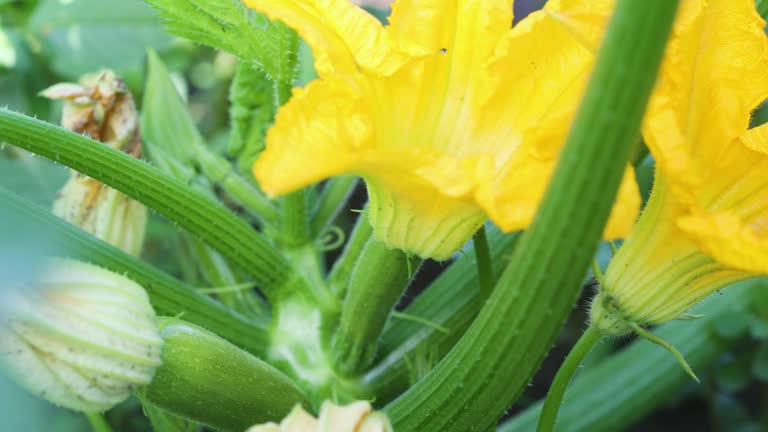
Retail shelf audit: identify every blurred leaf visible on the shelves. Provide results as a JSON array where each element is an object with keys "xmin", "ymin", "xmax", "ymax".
[
  {"xmin": 714, "ymin": 309, "xmax": 752, "ymax": 340},
  {"xmin": 141, "ymin": 49, "xmax": 201, "ymax": 173},
  {"xmin": 27, "ymin": 0, "xmax": 173, "ymax": 81},
  {"xmin": 716, "ymin": 352, "xmax": 754, "ymax": 393},
  {"xmin": 712, "ymin": 393, "xmax": 754, "ymax": 431},
  {"xmin": 0, "ymin": 153, "xmax": 67, "ymax": 206},
  {"xmin": 751, "ymin": 316, "xmax": 768, "ymax": 340},
  {"xmin": 0, "ymin": 28, "xmax": 53, "ymax": 117},
  {"xmin": 752, "ymin": 343, "xmax": 768, "ymax": 381},
  {"xmin": 142, "ymin": 0, "xmax": 298, "ymax": 87}
]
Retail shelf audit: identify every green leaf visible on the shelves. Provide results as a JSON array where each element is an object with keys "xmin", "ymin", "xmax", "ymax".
[
  {"xmin": 716, "ymin": 352, "xmax": 754, "ymax": 393},
  {"xmin": 752, "ymin": 343, "xmax": 768, "ymax": 381},
  {"xmin": 0, "ymin": 153, "xmax": 67, "ymax": 206},
  {"xmin": 142, "ymin": 0, "xmax": 298, "ymax": 88},
  {"xmin": 751, "ymin": 317, "xmax": 768, "ymax": 340},
  {"xmin": 228, "ymin": 60, "xmax": 275, "ymax": 176},
  {"xmin": 141, "ymin": 49, "xmax": 202, "ymax": 168},
  {"xmin": 141, "ymin": 50, "xmax": 279, "ymax": 223},
  {"xmin": 27, "ymin": 0, "xmax": 173, "ymax": 81},
  {"xmin": 714, "ymin": 309, "xmax": 752, "ymax": 340}
]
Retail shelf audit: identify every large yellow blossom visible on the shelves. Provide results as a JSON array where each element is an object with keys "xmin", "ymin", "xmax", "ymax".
[
  {"xmin": 244, "ymin": 0, "xmax": 640, "ymax": 260},
  {"xmin": 590, "ymin": 0, "xmax": 768, "ymax": 334}
]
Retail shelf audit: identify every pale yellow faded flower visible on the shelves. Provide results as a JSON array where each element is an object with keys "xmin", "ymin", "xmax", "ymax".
[{"xmin": 246, "ymin": 401, "xmax": 392, "ymax": 432}]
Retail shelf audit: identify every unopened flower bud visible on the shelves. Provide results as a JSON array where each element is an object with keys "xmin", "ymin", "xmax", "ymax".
[
  {"xmin": 43, "ymin": 70, "xmax": 147, "ymax": 256},
  {"xmin": 246, "ymin": 401, "xmax": 393, "ymax": 432},
  {"xmin": 52, "ymin": 177, "xmax": 148, "ymax": 256},
  {"xmin": 0, "ymin": 258, "xmax": 163, "ymax": 412}
]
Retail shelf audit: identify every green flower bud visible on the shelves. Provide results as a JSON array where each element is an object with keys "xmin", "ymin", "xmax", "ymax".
[
  {"xmin": 0, "ymin": 259, "xmax": 163, "ymax": 413},
  {"xmin": 43, "ymin": 70, "xmax": 147, "ymax": 256}
]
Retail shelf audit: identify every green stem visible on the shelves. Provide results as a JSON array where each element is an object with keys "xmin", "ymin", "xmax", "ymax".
[
  {"xmin": 281, "ymin": 191, "xmax": 310, "ymax": 246},
  {"xmin": 385, "ymin": 2, "xmax": 678, "ymax": 430},
  {"xmin": 331, "ymin": 238, "xmax": 421, "ymax": 375},
  {"xmin": 1, "ymin": 188, "xmax": 270, "ymax": 355},
  {"xmin": 0, "ymin": 109, "xmax": 292, "ymax": 295},
  {"xmin": 311, "ymin": 176, "xmax": 359, "ymax": 235},
  {"xmin": 328, "ymin": 210, "xmax": 373, "ymax": 297},
  {"xmin": 499, "ymin": 281, "xmax": 757, "ymax": 431},
  {"xmin": 195, "ymin": 146, "xmax": 279, "ymax": 224},
  {"xmin": 86, "ymin": 413, "xmax": 114, "ymax": 432},
  {"xmin": 537, "ymin": 327, "xmax": 602, "ymax": 432},
  {"xmin": 363, "ymin": 229, "xmax": 520, "ymax": 404},
  {"xmin": 473, "ymin": 226, "xmax": 494, "ymax": 299}
]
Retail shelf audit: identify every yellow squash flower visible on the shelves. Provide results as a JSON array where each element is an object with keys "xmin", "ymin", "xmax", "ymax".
[
  {"xmin": 590, "ymin": 0, "xmax": 768, "ymax": 335},
  {"xmin": 244, "ymin": 0, "xmax": 640, "ymax": 260}
]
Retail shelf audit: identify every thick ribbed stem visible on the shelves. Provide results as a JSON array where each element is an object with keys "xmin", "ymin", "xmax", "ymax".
[
  {"xmin": 385, "ymin": 2, "xmax": 679, "ymax": 430},
  {"xmin": 0, "ymin": 109, "xmax": 292, "ymax": 295}
]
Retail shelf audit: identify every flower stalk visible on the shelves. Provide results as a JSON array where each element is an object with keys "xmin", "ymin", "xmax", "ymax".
[
  {"xmin": 537, "ymin": 327, "xmax": 602, "ymax": 432},
  {"xmin": 331, "ymin": 237, "xmax": 421, "ymax": 375}
]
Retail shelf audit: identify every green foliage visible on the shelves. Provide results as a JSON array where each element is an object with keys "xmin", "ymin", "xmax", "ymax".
[
  {"xmin": 228, "ymin": 61, "xmax": 275, "ymax": 177},
  {"xmin": 26, "ymin": 0, "xmax": 172, "ymax": 81},
  {"xmin": 142, "ymin": 0, "xmax": 298, "ymax": 89}
]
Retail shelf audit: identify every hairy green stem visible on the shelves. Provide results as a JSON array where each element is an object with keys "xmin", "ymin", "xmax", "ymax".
[
  {"xmin": 328, "ymin": 210, "xmax": 373, "ymax": 297},
  {"xmin": 0, "ymin": 109, "xmax": 292, "ymax": 294},
  {"xmin": 331, "ymin": 238, "xmax": 421, "ymax": 375},
  {"xmin": 537, "ymin": 327, "xmax": 602, "ymax": 432},
  {"xmin": 500, "ymin": 281, "xmax": 758, "ymax": 431},
  {"xmin": 385, "ymin": 2, "xmax": 678, "ymax": 430},
  {"xmin": 363, "ymin": 229, "xmax": 520, "ymax": 403},
  {"xmin": 1, "ymin": 188, "xmax": 270, "ymax": 355},
  {"xmin": 473, "ymin": 226, "xmax": 494, "ymax": 299},
  {"xmin": 86, "ymin": 413, "xmax": 114, "ymax": 432}
]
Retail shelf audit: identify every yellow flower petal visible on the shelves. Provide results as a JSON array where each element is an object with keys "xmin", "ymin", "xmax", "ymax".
[
  {"xmin": 592, "ymin": 178, "xmax": 750, "ymax": 333},
  {"xmin": 593, "ymin": 0, "xmax": 768, "ymax": 333},
  {"xmin": 253, "ymin": 76, "xmax": 371, "ymax": 196},
  {"xmin": 242, "ymin": 0, "xmax": 407, "ymax": 77},
  {"xmin": 252, "ymin": 0, "xmax": 639, "ymax": 259},
  {"xmin": 388, "ymin": 0, "xmax": 512, "ymax": 58},
  {"xmin": 740, "ymin": 122, "xmax": 768, "ymax": 155},
  {"xmin": 644, "ymin": 0, "xmax": 768, "ymax": 203},
  {"xmin": 674, "ymin": 140, "xmax": 768, "ymax": 273}
]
